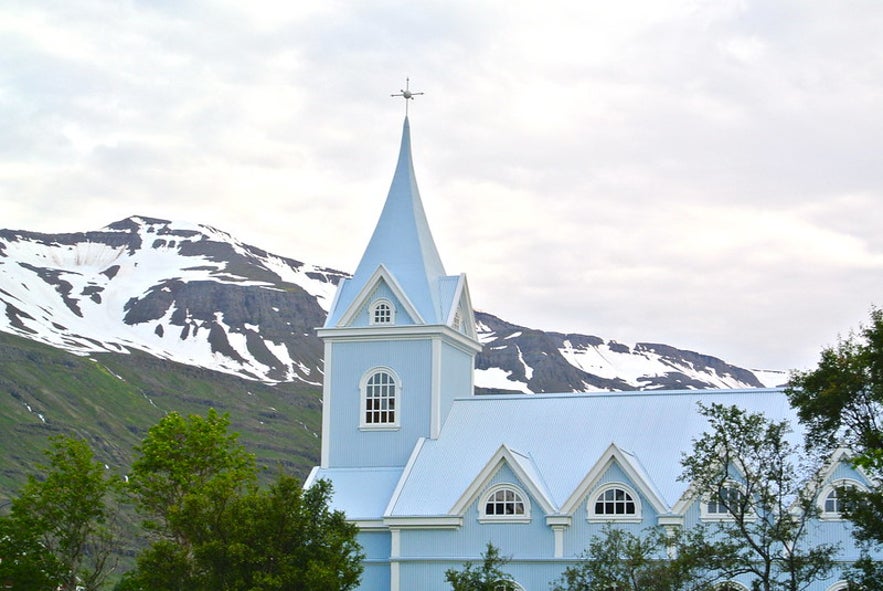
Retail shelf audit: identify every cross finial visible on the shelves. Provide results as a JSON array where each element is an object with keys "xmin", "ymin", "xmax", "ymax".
[{"xmin": 391, "ymin": 77, "xmax": 424, "ymax": 116}]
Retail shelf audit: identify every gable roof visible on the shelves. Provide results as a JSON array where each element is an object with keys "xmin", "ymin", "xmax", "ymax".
[
  {"xmin": 385, "ymin": 388, "xmax": 796, "ymax": 518},
  {"xmin": 326, "ymin": 117, "xmax": 450, "ymax": 327}
]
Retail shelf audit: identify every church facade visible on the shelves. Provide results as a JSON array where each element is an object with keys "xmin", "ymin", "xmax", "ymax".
[{"xmin": 305, "ymin": 117, "xmax": 871, "ymax": 591}]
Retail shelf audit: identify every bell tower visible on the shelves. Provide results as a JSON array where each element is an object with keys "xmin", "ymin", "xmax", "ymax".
[{"xmin": 316, "ymin": 115, "xmax": 482, "ymax": 470}]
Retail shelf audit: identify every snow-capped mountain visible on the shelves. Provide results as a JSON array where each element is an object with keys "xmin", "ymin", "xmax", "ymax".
[{"xmin": 0, "ymin": 216, "xmax": 784, "ymax": 392}]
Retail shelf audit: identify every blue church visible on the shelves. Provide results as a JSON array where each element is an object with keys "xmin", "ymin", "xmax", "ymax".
[{"xmin": 305, "ymin": 114, "xmax": 872, "ymax": 591}]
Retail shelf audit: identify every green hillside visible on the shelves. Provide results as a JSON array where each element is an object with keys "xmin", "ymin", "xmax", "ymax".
[{"xmin": 0, "ymin": 331, "xmax": 322, "ymax": 506}]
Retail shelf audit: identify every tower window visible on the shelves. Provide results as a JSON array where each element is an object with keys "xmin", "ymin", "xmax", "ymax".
[
  {"xmin": 370, "ymin": 299, "xmax": 395, "ymax": 325},
  {"xmin": 360, "ymin": 368, "xmax": 401, "ymax": 429}
]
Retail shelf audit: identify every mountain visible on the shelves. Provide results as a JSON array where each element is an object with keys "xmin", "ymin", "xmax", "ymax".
[
  {"xmin": 0, "ymin": 216, "xmax": 783, "ymax": 394},
  {"xmin": 0, "ymin": 215, "xmax": 786, "ymax": 506}
]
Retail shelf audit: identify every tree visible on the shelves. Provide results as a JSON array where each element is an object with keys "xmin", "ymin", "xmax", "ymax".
[
  {"xmin": 680, "ymin": 403, "xmax": 837, "ymax": 591},
  {"xmin": 122, "ymin": 409, "xmax": 258, "ymax": 590},
  {"xmin": 445, "ymin": 542, "xmax": 517, "ymax": 591},
  {"xmin": 787, "ymin": 308, "xmax": 883, "ymax": 546},
  {"xmin": 1, "ymin": 435, "xmax": 120, "ymax": 591},
  {"xmin": 121, "ymin": 409, "xmax": 363, "ymax": 591},
  {"xmin": 551, "ymin": 524, "xmax": 734, "ymax": 591},
  {"xmin": 0, "ymin": 516, "xmax": 64, "ymax": 591},
  {"xmin": 196, "ymin": 475, "xmax": 363, "ymax": 591}
]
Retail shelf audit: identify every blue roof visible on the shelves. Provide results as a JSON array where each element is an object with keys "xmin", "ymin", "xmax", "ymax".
[
  {"xmin": 390, "ymin": 389, "xmax": 795, "ymax": 516},
  {"xmin": 318, "ymin": 388, "xmax": 798, "ymax": 520},
  {"xmin": 326, "ymin": 117, "xmax": 450, "ymax": 326}
]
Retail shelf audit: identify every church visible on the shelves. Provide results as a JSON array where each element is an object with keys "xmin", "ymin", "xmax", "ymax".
[{"xmin": 305, "ymin": 113, "xmax": 870, "ymax": 591}]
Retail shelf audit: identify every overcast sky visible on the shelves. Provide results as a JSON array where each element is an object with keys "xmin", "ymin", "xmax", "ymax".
[{"xmin": 2, "ymin": 0, "xmax": 882, "ymax": 372}]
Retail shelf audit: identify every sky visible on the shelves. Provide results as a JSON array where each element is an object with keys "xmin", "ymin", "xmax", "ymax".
[{"xmin": 2, "ymin": 0, "xmax": 882, "ymax": 373}]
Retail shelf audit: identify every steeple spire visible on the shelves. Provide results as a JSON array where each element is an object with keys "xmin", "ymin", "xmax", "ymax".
[{"xmin": 325, "ymin": 117, "xmax": 448, "ymax": 327}]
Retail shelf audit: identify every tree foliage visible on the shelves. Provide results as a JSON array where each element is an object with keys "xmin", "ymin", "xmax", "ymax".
[
  {"xmin": 680, "ymin": 403, "xmax": 836, "ymax": 591},
  {"xmin": 551, "ymin": 524, "xmax": 734, "ymax": 591},
  {"xmin": 445, "ymin": 542, "xmax": 517, "ymax": 591},
  {"xmin": 120, "ymin": 409, "xmax": 362, "ymax": 591},
  {"xmin": 0, "ymin": 515, "xmax": 64, "ymax": 591},
  {"xmin": 0, "ymin": 435, "xmax": 120, "ymax": 591},
  {"xmin": 787, "ymin": 308, "xmax": 883, "ymax": 547}
]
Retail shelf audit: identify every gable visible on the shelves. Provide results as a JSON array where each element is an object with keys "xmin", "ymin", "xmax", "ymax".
[
  {"xmin": 334, "ymin": 265, "xmax": 425, "ymax": 328},
  {"xmin": 347, "ymin": 279, "xmax": 416, "ymax": 327},
  {"xmin": 447, "ymin": 445, "xmax": 556, "ymax": 518},
  {"xmin": 560, "ymin": 443, "xmax": 668, "ymax": 520}
]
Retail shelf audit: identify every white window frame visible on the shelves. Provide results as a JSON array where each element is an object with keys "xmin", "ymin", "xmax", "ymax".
[
  {"xmin": 479, "ymin": 484, "xmax": 531, "ymax": 524},
  {"xmin": 700, "ymin": 481, "xmax": 750, "ymax": 521},
  {"xmin": 587, "ymin": 483, "xmax": 642, "ymax": 523},
  {"xmin": 359, "ymin": 367, "xmax": 401, "ymax": 430},
  {"xmin": 818, "ymin": 478, "xmax": 866, "ymax": 520},
  {"xmin": 369, "ymin": 298, "xmax": 395, "ymax": 325},
  {"xmin": 494, "ymin": 580, "xmax": 524, "ymax": 591}
]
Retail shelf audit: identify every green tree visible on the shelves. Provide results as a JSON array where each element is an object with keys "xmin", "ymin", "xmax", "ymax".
[
  {"xmin": 786, "ymin": 308, "xmax": 883, "ymax": 588},
  {"xmin": 445, "ymin": 542, "xmax": 517, "ymax": 591},
  {"xmin": 787, "ymin": 308, "xmax": 883, "ymax": 545},
  {"xmin": 0, "ymin": 516, "xmax": 64, "ymax": 591},
  {"xmin": 680, "ymin": 403, "xmax": 837, "ymax": 591},
  {"xmin": 551, "ymin": 524, "xmax": 734, "ymax": 591},
  {"xmin": 123, "ymin": 409, "xmax": 257, "ymax": 590},
  {"xmin": 1, "ymin": 435, "xmax": 120, "ymax": 591},
  {"xmin": 197, "ymin": 475, "xmax": 363, "ymax": 591},
  {"xmin": 121, "ymin": 409, "xmax": 363, "ymax": 591}
]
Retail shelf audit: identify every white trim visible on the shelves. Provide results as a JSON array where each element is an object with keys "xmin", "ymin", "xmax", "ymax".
[
  {"xmin": 383, "ymin": 516, "xmax": 462, "ymax": 528},
  {"xmin": 824, "ymin": 581, "xmax": 849, "ymax": 591},
  {"xmin": 560, "ymin": 443, "xmax": 668, "ymax": 517},
  {"xmin": 449, "ymin": 445, "xmax": 557, "ymax": 517},
  {"xmin": 359, "ymin": 366, "xmax": 402, "ymax": 430},
  {"xmin": 478, "ymin": 483, "xmax": 532, "ymax": 524},
  {"xmin": 385, "ymin": 438, "xmax": 426, "ymax": 517},
  {"xmin": 818, "ymin": 478, "xmax": 867, "ymax": 520},
  {"xmin": 587, "ymin": 482, "xmax": 643, "ymax": 523},
  {"xmin": 320, "ymin": 341, "xmax": 332, "ymax": 467},
  {"xmin": 318, "ymin": 323, "xmax": 483, "ymax": 354},
  {"xmin": 337, "ymin": 265, "xmax": 425, "ymax": 327},
  {"xmin": 716, "ymin": 582, "xmax": 749, "ymax": 591},
  {"xmin": 431, "ymin": 337, "xmax": 441, "ymax": 438},
  {"xmin": 699, "ymin": 480, "xmax": 752, "ymax": 522},
  {"xmin": 369, "ymin": 297, "xmax": 396, "ymax": 325},
  {"xmin": 352, "ymin": 519, "xmax": 386, "ymax": 530},
  {"xmin": 552, "ymin": 525, "xmax": 566, "ymax": 558},
  {"xmin": 445, "ymin": 274, "xmax": 479, "ymax": 340}
]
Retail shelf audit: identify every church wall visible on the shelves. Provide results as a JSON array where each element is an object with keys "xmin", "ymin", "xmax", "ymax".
[
  {"xmin": 327, "ymin": 338, "xmax": 433, "ymax": 467},
  {"xmin": 439, "ymin": 340, "xmax": 475, "ymax": 425}
]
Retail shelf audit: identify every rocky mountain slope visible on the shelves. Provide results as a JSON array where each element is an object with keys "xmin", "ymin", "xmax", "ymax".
[{"xmin": 0, "ymin": 216, "xmax": 784, "ymax": 394}]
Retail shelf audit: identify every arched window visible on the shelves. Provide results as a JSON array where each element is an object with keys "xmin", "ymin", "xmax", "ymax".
[
  {"xmin": 819, "ymin": 479, "xmax": 865, "ymax": 519},
  {"xmin": 701, "ymin": 482, "xmax": 746, "ymax": 520},
  {"xmin": 370, "ymin": 299, "xmax": 395, "ymax": 325},
  {"xmin": 494, "ymin": 581, "xmax": 524, "ymax": 591},
  {"xmin": 360, "ymin": 368, "xmax": 400, "ymax": 429},
  {"xmin": 479, "ymin": 484, "xmax": 531, "ymax": 523},
  {"xmin": 716, "ymin": 582, "xmax": 749, "ymax": 591},
  {"xmin": 588, "ymin": 484, "xmax": 642, "ymax": 522}
]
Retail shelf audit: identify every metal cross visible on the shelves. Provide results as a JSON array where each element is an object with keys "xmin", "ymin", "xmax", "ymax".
[{"xmin": 391, "ymin": 77, "xmax": 424, "ymax": 116}]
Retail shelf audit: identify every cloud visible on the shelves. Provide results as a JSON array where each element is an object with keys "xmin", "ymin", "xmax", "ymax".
[{"xmin": 2, "ymin": 0, "xmax": 883, "ymax": 371}]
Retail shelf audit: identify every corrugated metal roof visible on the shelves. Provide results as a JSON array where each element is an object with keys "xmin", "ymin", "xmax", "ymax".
[
  {"xmin": 389, "ymin": 388, "xmax": 795, "ymax": 516},
  {"xmin": 309, "ymin": 466, "xmax": 404, "ymax": 520}
]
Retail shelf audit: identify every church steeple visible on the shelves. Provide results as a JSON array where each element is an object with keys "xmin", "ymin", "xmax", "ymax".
[
  {"xmin": 317, "ymin": 112, "xmax": 481, "ymax": 469},
  {"xmin": 325, "ymin": 117, "xmax": 448, "ymax": 327}
]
